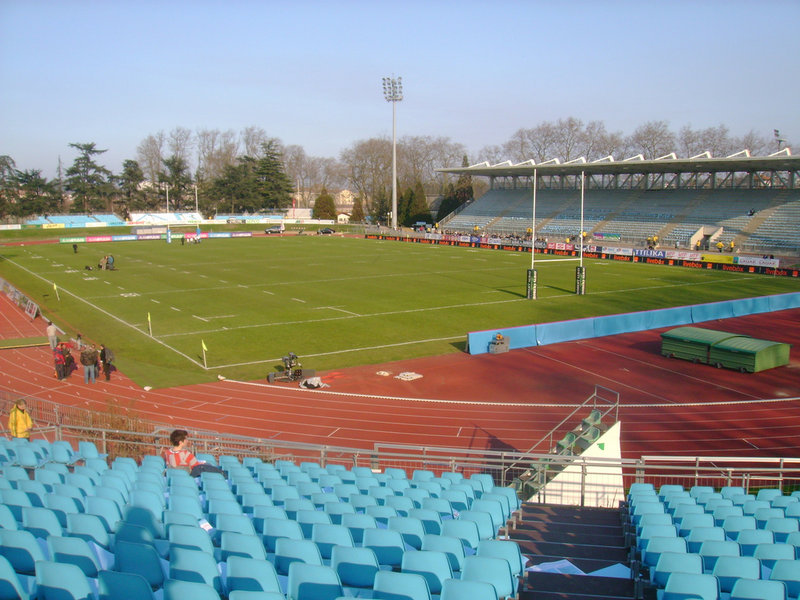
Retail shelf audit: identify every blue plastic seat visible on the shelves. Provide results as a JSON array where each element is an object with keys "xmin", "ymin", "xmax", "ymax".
[
  {"xmin": 697, "ymin": 539, "xmax": 740, "ymax": 572},
  {"xmin": 651, "ymin": 551, "xmax": 703, "ymax": 589},
  {"xmin": 440, "ymin": 577, "xmax": 496, "ymax": 600},
  {"xmin": 221, "ymin": 531, "xmax": 268, "ymax": 562},
  {"xmin": 311, "ymin": 523, "xmax": 354, "ymax": 560},
  {"xmin": 373, "ymin": 570, "xmax": 432, "ymax": 600},
  {"xmin": 754, "ymin": 542, "xmax": 795, "ymax": 573},
  {"xmin": 422, "ymin": 534, "xmax": 466, "ymax": 574},
  {"xmin": 331, "ymin": 545, "xmax": 379, "ymax": 590},
  {"xmin": 287, "ymin": 562, "xmax": 343, "ymax": 600},
  {"xmin": 114, "ymin": 540, "xmax": 165, "ymax": 591},
  {"xmin": 363, "ymin": 528, "xmax": 406, "ymax": 570},
  {"xmin": 47, "ymin": 535, "xmax": 101, "ymax": 578},
  {"xmin": 458, "ymin": 510, "xmax": 495, "ymax": 541},
  {"xmin": 721, "ymin": 515, "xmax": 756, "ymax": 541},
  {"xmin": 163, "ymin": 579, "xmax": 221, "ymax": 600},
  {"xmin": 340, "ymin": 513, "xmax": 376, "ymax": 545},
  {"xmin": 730, "ymin": 578, "xmax": 787, "ymax": 600},
  {"xmin": 35, "ymin": 560, "xmax": 94, "ymax": 600},
  {"xmin": 365, "ymin": 505, "xmax": 399, "ymax": 526},
  {"xmin": 461, "ymin": 555, "xmax": 515, "ymax": 599},
  {"xmin": 0, "ymin": 504, "xmax": 18, "ymax": 530},
  {"xmin": 712, "ymin": 555, "xmax": 759, "ymax": 594},
  {"xmin": 169, "ymin": 546, "xmax": 224, "ymax": 596},
  {"xmin": 441, "ymin": 518, "xmax": 481, "ymax": 551},
  {"xmin": 641, "ymin": 536, "xmax": 688, "ymax": 569},
  {"xmin": 262, "ymin": 517, "xmax": 303, "ymax": 553},
  {"xmin": 440, "ymin": 490, "xmax": 471, "ymax": 513},
  {"xmin": 408, "ymin": 508, "xmax": 443, "ymax": 535},
  {"xmin": 403, "ymin": 488, "xmax": 431, "ymax": 509},
  {"xmin": 22, "ymin": 506, "xmax": 63, "ymax": 539},
  {"xmin": 169, "ymin": 524, "xmax": 216, "ymax": 556},
  {"xmin": 389, "ymin": 516, "xmax": 426, "ymax": 550},
  {"xmin": 386, "ymin": 495, "xmax": 415, "ymax": 517},
  {"xmin": 97, "ymin": 571, "xmax": 154, "ymax": 600},
  {"xmin": 685, "ymin": 526, "xmax": 726, "ymax": 553},
  {"xmin": 274, "ymin": 538, "xmax": 323, "ymax": 576},
  {"xmin": 0, "ymin": 555, "xmax": 31, "ymax": 600},
  {"xmin": 401, "ymin": 549, "xmax": 453, "ymax": 595},
  {"xmin": 0, "ymin": 529, "xmax": 46, "ymax": 576},
  {"xmin": 477, "ymin": 539, "xmax": 526, "ymax": 578},
  {"xmin": 296, "ymin": 510, "xmax": 332, "ymax": 539},
  {"xmin": 0, "ymin": 489, "xmax": 33, "ymax": 521},
  {"xmin": 676, "ymin": 513, "xmax": 714, "ymax": 537},
  {"xmin": 225, "ymin": 556, "xmax": 281, "ymax": 595},
  {"xmin": 662, "ymin": 572, "xmax": 719, "ymax": 600},
  {"xmin": 738, "ymin": 528, "xmax": 774, "ymax": 556},
  {"xmin": 769, "ymin": 557, "xmax": 800, "ymax": 597},
  {"xmin": 765, "ymin": 517, "xmax": 800, "ymax": 544}
]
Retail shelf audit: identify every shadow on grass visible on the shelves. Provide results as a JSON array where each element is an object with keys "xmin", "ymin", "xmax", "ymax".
[{"xmin": 450, "ymin": 340, "xmax": 468, "ymax": 353}]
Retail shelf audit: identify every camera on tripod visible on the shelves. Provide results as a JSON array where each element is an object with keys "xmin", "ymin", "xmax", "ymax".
[{"xmin": 267, "ymin": 351, "xmax": 315, "ymax": 383}]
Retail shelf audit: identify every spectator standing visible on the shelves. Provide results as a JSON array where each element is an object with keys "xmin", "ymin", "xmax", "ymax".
[
  {"xmin": 54, "ymin": 345, "xmax": 67, "ymax": 380},
  {"xmin": 8, "ymin": 399, "xmax": 33, "ymax": 439},
  {"xmin": 99, "ymin": 344, "xmax": 114, "ymax": 381},
  {"xmin": 46, "ymin": 321, "xmax": 58, "ymax": 350},
  {"xmin": 80, "ymin": 345, "xmax": 99, "ymax": 384}
]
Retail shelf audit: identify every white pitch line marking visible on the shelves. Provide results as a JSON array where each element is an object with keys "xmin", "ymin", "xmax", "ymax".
[
  {"xmin": 291, "ymin": 298, "xmax": 306, "ymax": 303},
  {"xmin": 151, "ymin": 299, "xmax": 160, "ymax": 303},
  {"xmin": 193, "ymin": 315, "xmax": 209, "ymax": 322},
  {"xmin": 171, "ymin": 306, "xmax": 181, "ymax": 312},
  {"xmin": 263, "ymin": 291, "xmax": 275, "ymax": 295},
  {"xmin": 316, "ymin": 306, "xmax": 360, "ymax": 316}
]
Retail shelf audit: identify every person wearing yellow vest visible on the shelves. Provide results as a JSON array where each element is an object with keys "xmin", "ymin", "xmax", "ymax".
[{"xmin": 8, "ymin": 399, "xmax": 33, "ymax": 439}]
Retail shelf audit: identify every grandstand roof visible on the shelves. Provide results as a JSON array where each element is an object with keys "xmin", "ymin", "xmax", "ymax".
[{"xmin": 438, "ymin": 152, "xmax": 800, "ymax": 179}]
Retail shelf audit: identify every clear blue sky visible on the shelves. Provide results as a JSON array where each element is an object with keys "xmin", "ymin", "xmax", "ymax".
[{"xmin": 1, "ymin": 0, "xmax": 797, "ymax": 178}]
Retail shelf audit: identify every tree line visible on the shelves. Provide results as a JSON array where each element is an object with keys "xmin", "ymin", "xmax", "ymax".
[{"xmin": 0, "ymin": 119, "xmax": 787, "ymax": 225}]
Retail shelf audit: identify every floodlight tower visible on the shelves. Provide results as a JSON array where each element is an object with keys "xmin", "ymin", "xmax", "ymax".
[{"xmin": 382, "ymin": 76, "xmax": 403, "ymax": 231}]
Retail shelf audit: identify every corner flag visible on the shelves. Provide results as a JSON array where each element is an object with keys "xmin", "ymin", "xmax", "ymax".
[{"xmin": 202, "ymin": 340, "xmax": 208, "ymax": 352}]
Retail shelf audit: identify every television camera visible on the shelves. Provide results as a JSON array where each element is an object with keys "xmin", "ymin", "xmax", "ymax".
[{"xmin": 267, "ymin": 352, "xmax": 315, "ymax": 383}]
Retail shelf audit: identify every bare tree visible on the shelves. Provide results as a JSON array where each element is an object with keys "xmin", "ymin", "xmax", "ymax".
[
  {"xmin": 136, "ymin": 132, "xmax": 165, "ymax": 183},
  {"xmin": 168, "ymin": 127, "xmax": 194, "ymax": 165},
  {"xmin": 735, "ymin": 130, "xmax": 775, "ymax": 156},
  {"xmin": 196, "ymin": 128, "xmax": 239, "ymax": 182},
  {"xmin": 626, "ymin": 120, "xmax": 676, "ymax": 160},
  {"xmin": 339, "ymin": 137, "xmax": 392, "ymax": 212},
  {"xmin": 241, "ymin": 126, "xmax": 270, "ymax": 157}
]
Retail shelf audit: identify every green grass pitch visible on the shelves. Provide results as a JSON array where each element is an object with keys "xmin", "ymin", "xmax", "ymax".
[{"xmin": 1, "ymin": 235, "xmax": 797, "ymax": 388}]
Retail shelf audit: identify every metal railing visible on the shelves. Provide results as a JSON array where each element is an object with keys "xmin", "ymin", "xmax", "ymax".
[{"xmin": 3, "ymin": 389, "xmax": 799, "ymax": 504}]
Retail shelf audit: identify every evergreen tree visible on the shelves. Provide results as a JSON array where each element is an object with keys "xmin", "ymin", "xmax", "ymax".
[
  {"xmin": 254, "ymin": 140, "xmax": 294, "ymax": 209},
  {"xmin": 407, "ymin": 181, "xmax": 430, "ymax": 225},
  {"xmin": 397, "ymin": 187, "xmax": 412, "ymax": 227},
  {"xmin": 312, "ymin": 187, "xmax": 337, "ymax": 220},
  {"xmin": 454, "ymin": 154, "xmax": 474, "ymax": 206},
  {"xmin": 371, "ymin": 187, "xmax": 390, "ymax": 224},
  {"xmin": 117, "ymin": 159, "xmax": 146, "ymax": 215},
  {"xmin": 64, "ymin": 142, "xmax": 114, "ymax": 213},
  {"xmin": 160, "ymin": 154, "xmax": 193, "ymax": 211},
  {"xmin": 436, "ymin": 182, "xmax": 458, "ymax": 221},
  {"xmin": 13, "ymin": 169, "xmax": 60, "ymax": 217},
  {"xmin": 0, "ymin": 155, "xmax": 16, "ymax": 219},
  {"xmin": 350, "ymin": 197, "xmax": 365, "ymax": 223}
]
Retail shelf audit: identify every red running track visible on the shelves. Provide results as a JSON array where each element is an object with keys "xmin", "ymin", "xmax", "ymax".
[{"xmin": 1, "ymin": 292, "xmax": 799, "ymax": 459}]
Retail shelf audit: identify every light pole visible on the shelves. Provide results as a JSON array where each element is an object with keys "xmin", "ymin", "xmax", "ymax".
[{"xmin": 382, "ymin": 76, "xmax": 403, "ymax": 230}]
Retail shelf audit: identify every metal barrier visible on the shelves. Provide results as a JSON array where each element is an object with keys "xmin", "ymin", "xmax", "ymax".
[{"xmin": 2, "ymin": 389, "xmax": 799, "ymax": 503}]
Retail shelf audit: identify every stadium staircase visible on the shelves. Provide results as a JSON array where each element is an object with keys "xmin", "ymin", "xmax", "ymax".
[
  {"xmin": 513, "ymin": 401, "xmax": 617, "ymax": 501},
  {"xmin": 513, "ymin": 503, "xmax": 645, "ymax": 600}
]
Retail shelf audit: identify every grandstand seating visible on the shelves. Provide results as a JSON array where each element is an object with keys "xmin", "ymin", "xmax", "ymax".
[
  {"xmin": 439, "ymin": 187, "xmax": 800, "ymax": 253},
  {"xmin": 8, "ymin": 439, "xmax": 800, "ymax": 599}
]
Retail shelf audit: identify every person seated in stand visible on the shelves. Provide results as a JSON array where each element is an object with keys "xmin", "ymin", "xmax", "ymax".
[{"xmin": 163, "ymin": 429, "xmax": 225, "ymax": 477}]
